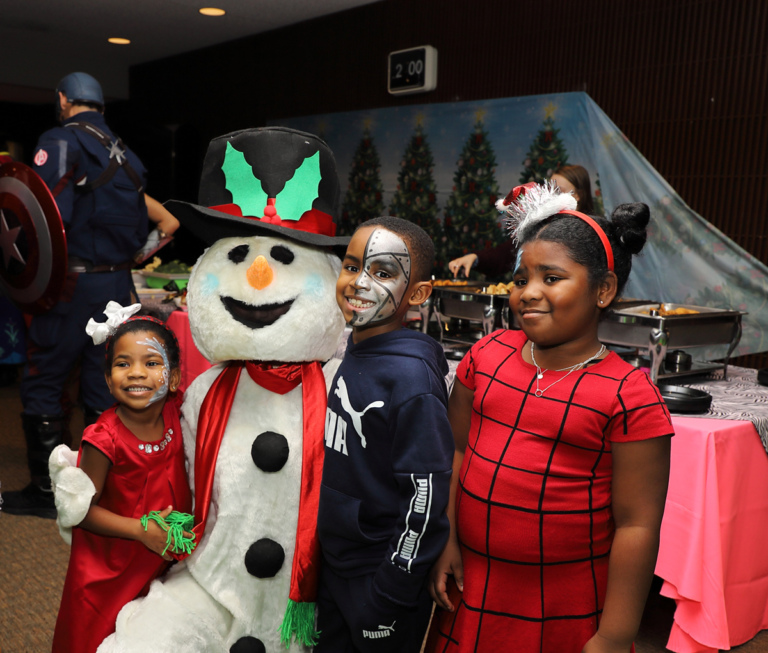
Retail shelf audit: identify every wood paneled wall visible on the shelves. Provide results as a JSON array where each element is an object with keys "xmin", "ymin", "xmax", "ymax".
[{"xmin": 131, "ymin": 0, "xmax": 768, "ymax": 364}]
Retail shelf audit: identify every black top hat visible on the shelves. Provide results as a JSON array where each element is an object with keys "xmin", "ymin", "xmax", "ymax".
[{"xmin": 165, "ymin": 127, "xmax": 349, "ymax": 254}]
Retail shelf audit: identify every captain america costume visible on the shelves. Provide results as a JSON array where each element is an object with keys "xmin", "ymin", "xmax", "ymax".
[
  {"xmin": 21, "ymin": 110, "xmax": 148, "ymax": 416},
  {"xmin": 4, "ymin": 108, "xmax": 151, "ymax": 519}
]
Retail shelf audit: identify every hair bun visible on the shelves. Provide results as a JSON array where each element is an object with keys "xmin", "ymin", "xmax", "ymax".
[{"xmin": 610, "ymin": 202, "xmax": 650, "ymax": 255}]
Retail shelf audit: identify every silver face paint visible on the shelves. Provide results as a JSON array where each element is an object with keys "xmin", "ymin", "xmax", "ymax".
[
  {"xmin": 349, "ymin": 228, "xmax": 411, "ymax": 327},
  {"xmin": 137, "ymin": 336, "xmax": 170, "ymax": 406}
]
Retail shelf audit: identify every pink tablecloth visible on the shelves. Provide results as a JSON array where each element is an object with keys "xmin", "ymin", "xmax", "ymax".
[
  {"xmin": 657, "ymin": 416, "xmax": 768, "ymax": 652},
  {"xmin": 166, "ymin": 310, "xmax": 212, "ymax": 392}
]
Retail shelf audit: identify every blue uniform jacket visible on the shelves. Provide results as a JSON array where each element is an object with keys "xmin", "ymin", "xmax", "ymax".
[{"xmin": 32, "ymin": 111, "xmax": 148, "ymax": 266}]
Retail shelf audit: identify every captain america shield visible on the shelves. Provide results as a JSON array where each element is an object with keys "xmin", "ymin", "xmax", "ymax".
[{"xmin": 0, "ymin": 161, "xmax": 67, "ymax": 314}]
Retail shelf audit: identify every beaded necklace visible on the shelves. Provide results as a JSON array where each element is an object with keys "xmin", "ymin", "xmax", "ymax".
[{"xmin": 529, "ymin": 342, "xmax": 606, "ymax": 397}]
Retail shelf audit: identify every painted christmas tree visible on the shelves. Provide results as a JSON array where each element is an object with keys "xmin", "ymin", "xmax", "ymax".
[
  {"xmin": 339, "ymin": 125, "xmax": 385, "ymax": 237},
  {"xmin": 388, "ymin": 116, "xmax": 446, "ymax": 274},
  {"xmin": 519, "ymin": 103, "xmax": 568, "ymax": 184},
  {"xmin": 443, "ymin": 110, "xmax": 503, "ymax": 266}
]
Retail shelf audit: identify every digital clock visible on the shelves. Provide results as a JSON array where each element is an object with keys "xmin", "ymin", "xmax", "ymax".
[{"xmin": 388, "ymin": 45, "xmax": 438, "ymax": 96}]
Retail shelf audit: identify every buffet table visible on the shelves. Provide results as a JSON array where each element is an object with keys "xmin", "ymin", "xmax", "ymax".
[{"xmin": 162, "ymin": 308, "xmax": 768, "ymax": 651}]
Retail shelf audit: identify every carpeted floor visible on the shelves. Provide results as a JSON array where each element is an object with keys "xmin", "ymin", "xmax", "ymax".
[
  {"xmin": 1, "ymin": 369, "xmax": 767, "ymax": 653},
  {"xmin": 0, "ymin": 373, "xmax": 81, "ymax": 653}
]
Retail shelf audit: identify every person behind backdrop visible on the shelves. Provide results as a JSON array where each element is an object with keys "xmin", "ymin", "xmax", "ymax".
[
  {"xmin": 4, "ymin": 72, "xmax": 179, "ymax": 518},
  {"xmin": 448, "ymin": 164, "xmax": 596, "ymax": 279},
  {"xmin": 316, "ymin": 216, "xmax": 454, "ymax": 652},
  {"xmin": 51, "ymin": 303, "xmax": 192, "ymax": 653},
  {"xmin": 427, "ymin": 182, "xmax": 672, "ymax": 653}
]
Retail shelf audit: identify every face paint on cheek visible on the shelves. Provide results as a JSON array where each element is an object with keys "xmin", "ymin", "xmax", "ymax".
[
  {"xmin": 349, "ymin": 229, "xmax": 411, "ymax": 327},
  {"xmin": 137, "ymin": 336, "xmax": 171, "ymax": 406}
]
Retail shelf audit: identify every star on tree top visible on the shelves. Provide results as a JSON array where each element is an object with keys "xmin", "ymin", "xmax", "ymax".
[{"xmin": 543, "ymin": 102, "xmax": 558, "ymax": 120}]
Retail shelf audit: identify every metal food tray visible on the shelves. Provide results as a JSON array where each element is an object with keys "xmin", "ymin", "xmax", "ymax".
[
  {"xmin": 417, "ymin": 282, "xmax": 487, "ymax": 331},
  {"xmin": 598, "ymin": 301, "xmax": 745, "ymax": 383},
  {"xmin": 426, "ymin": 285, "xmax": 511, "ymax": 343}
]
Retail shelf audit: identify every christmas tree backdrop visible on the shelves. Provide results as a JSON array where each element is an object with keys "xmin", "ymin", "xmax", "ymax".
[
  {"xmin": 338, "ymin": 125, "xmax": 384, "ymax": 237},
  {"xmin": 442, "ymin": 111, "xmax": 503, "ymax": 269},
  {"xmin": 272, "ymin": 93, "xmax": 768, "ymax": 354},
  {"xmin": 388, "ymin": 118, "xmax": 447, "ymax": 274},
  {"xmin": 519, "ymin": 103, "xmax": 569, "ymax": 184}
]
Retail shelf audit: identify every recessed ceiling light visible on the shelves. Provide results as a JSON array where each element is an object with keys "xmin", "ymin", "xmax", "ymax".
[
  {"xmin": 108, "ymin": 37, "xmax": 131, "ymax": 45},
  {"xmin": 199, "ymin": 7, "xmax": 226, "ymax": 16}
]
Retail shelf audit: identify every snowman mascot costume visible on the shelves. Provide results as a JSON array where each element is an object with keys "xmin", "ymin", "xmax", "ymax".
[{"xmin": 99, "ymin": 127, "xmax": 349, "ymax": 652}]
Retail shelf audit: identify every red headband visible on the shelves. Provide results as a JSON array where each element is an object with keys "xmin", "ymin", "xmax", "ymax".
[{"xmin": 559, "ymin": 210, "xmax": 615, "ymax": 273}]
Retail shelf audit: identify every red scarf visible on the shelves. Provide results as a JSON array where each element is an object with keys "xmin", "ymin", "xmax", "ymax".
[{"xmin": 175, "ymin": 360, "xmax": 326, "ymax": 604}]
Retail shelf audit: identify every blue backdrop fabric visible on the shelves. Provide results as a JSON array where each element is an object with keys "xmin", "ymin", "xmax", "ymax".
[{"xmin": 270, "ymin": 92, "xmax": 768, "ymax": 355}]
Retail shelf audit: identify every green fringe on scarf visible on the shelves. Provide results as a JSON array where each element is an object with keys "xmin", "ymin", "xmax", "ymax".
[
  {"xmin": 279, "ymin": 598, "xmax": 319, "ymax": 648},
  {"xmin": 140, "ymin": 510, "xmax": 197, "ymax": 556}
]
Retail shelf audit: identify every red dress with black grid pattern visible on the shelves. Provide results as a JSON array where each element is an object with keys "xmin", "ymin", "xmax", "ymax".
[{"xmin": 428, "ymin": 330, "xmax": 673, "ymax": 653}]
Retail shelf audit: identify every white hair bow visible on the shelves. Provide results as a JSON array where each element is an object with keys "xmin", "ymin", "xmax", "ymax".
[{"xmin": 85, "ymin": 301, "xmax": 142, "ymax": 345}]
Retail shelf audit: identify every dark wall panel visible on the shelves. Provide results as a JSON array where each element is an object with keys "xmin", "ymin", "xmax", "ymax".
[{"xmin": 132, "ymin": 0, "xmax": 768, "ymax": 364}]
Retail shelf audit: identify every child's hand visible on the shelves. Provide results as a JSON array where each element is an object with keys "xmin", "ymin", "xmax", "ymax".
[
  {"xmin": 138, "ymin": 505, "xmax": 175, "ymax": 560},
  {"xmin": 428, "ymin": 536, "xmax": 464, "ymax": 611}
]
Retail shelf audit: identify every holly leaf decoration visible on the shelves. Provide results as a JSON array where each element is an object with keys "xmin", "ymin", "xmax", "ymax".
[
  {"xmin": 222, "ymin": 143, "xmax": 321, "ymax": 222},
  {"xmin": 222, "ymin": 142, "xmax": 269, "ymax": 217},
  {"xmin": 277, "ymin": 151, "xmax": 321, "ymax": 222}
]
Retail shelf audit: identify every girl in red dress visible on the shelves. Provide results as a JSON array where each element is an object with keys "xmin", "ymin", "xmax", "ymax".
[
  {"xmin": 52, "ymin": 303, "xmax": 192, "ymax": 653},
  {"xmin": 428, "ymin": 184, "xmax": 673, "ymax": 653}
]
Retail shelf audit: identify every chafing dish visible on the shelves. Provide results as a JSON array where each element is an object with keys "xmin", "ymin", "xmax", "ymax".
[
  {"xmin": 426, "ymin": 284, "xmax": 511, "ymax": 345},
  {"xmin": 598, "ymin": 301, "xmax": 745, "ymax": 383}
]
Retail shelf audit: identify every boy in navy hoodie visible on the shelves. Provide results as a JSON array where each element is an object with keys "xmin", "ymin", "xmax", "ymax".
[{"xmin": 316, "ymin": 216, "xmax": 454, "ymax": 652}]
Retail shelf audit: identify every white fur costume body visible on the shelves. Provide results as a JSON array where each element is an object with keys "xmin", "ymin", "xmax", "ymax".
[{"xmin": 98, "ymin": 235, "xmax": 345, "ymax": 652}]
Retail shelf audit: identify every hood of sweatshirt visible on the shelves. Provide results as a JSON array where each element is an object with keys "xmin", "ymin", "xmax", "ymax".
[{"xmin": 345, "ymin": 328, "xmax": 448, "ymax": 381}]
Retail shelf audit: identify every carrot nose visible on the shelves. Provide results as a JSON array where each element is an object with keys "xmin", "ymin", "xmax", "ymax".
[{"xmin": 246, "ymin": 255, "xmax": 273, "ymax": 290}]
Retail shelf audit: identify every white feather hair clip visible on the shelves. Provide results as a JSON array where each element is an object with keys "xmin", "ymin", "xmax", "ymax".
[
  {"xmin": 496, "ymin": 180, "xmax": 577, "ymax": 243},
  {"xmin": 85, "ymin": 301, "xmax": 142, "ymax": 345}
]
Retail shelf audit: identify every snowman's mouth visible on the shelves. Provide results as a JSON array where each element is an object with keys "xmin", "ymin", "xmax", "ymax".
[{"xmin": 221, "ymin": 296, "xmax": 294, "ymax": 329}]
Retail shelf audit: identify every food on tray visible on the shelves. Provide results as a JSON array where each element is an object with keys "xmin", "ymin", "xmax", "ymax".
[
  {"xmin": 477, "ymin": 282, "xmax": 514, "ymax": 295},
  {"xmin": 641, "ymin": 304, "xmax": 700, "ymax": 316},
  {"xmin": 173, "ymin": 289, "xmax": 188, "ymax": 309},
  {"xmin": 144, "ymin": 256, "xmax": 163, "ymax": 272},
  {"xmin": 432, "ymin": 279, "xmax": 468, "ymax": 286},
  {"xmin": 142, "ymin": 258, "xmax": 193, "ymax": 275},
  {"xmin": 155, "ymin": 259, "xmax": 192, "ymax": 274}
]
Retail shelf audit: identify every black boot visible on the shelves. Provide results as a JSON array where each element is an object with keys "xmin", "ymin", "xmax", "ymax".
[{"xmin": 2, "ymin": 414, "xmax": 65, "ymax": 519}]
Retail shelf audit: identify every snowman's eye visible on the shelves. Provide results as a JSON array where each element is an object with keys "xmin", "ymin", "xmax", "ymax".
[
  {"xmin": 228, "ymin": 245, "xmax": 249, "ymax": 263},
  {"xmin": 270, "ymin": 245, "xmax": 295, "ymax": 265}
]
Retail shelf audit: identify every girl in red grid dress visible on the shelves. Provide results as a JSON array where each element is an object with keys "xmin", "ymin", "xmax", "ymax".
[
  {"xmin": 52, "ymin": 304, "xmax": 192, "ymax": 653},
  {"xmin": 427, "ymin": 183, "xmax": 673, "ymax": 653}
]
